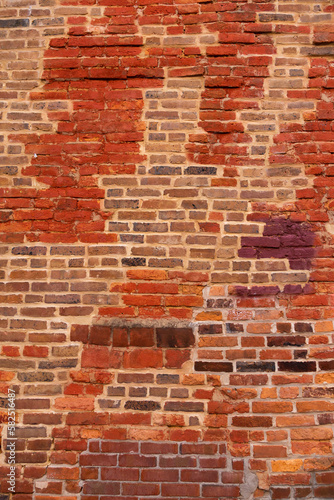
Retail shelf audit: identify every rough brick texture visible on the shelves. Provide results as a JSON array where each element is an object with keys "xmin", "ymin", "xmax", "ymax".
[{"xmin": 1, "ymin": 0, "xmax": 334, "ymax": 499}]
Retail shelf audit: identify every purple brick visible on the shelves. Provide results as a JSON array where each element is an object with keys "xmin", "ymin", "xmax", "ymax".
[
  {"xmin": 283, "ymin": 285, "xmax": 303, "ymax": 294},
  {"xmin": 241, "ymin": 236, "xmax": 280, "ymax": 248},
  {"xmin": 249, "ymin": 286, "xmax": 280, "ymax": 296},
  {"xmin": 238, "ymin": 248, "xmax": 257, "ymax": 258}
]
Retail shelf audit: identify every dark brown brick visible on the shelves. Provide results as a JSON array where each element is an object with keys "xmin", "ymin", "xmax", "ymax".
[{"xmin": 156, "ymin": 327, "xmax": 195, "ymax": 348}]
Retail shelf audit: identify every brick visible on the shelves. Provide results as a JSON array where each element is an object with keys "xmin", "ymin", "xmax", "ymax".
[
  {"xmin": 124, "ymin": 400, "xmax": 160, "ymax": 411},
  {"xmin": 195, "ymin": 361, "xmax": 233, "ymax": 372},
  {"xmin": 118, "ymin": 373, "xmax": 154, "ymax": 384},
  {"xmin": 83, "ymin": 481, "xmax": 120, "ymax": 496},
  {"xmin": 142, "ymin": 468, "xmax": 178, "ymax": 482},
  {"xmin": 123, "ymin": 483, "xmax": 159, "ymax": 496},
  {"xmin": 232, "ymin": 416, "xmax": 273, "ymax": 428},
  {"xmin": 81, "ymin": 346, "xmax": 112, "ymax": 369},
  {"xmin": 164, "ymin": 401, "xmax": 204, "ymax": 412},
  {"xmin": 181, "ymin": 443, "xmax": 218, "ymax": 455},
  {"xmin": 166, "ymin": 348, "xmax": 191, "ymax": 368},
  {"xmin": 15, "ymin": 452, "xmax": 47, "ymax": 463},
  {"xmin": 161, "ymin": 483, "xmax": 200, "ymax": 497},
  {"xmin": 202, "ymin": 485, "xmax": 240, "ymax": 497},
  {"xmin": 140, "ymin": 442, "xmax": 178, "ymax": 454},
  {"xmin": 278, "ymin": 361, "xmax": 316, "ymax": 372},
  {"xmin": 156, "ymin": 327, "xmax": 195, "ymax": 347},
  {"xmin": 254, "ymin": 445, "xmax": 287, "ymax": 458},
  {"xmin": 89, "ymin": 325, "xmax": 112, "ymax": 345},
  {"xmin": 123, "ymin": 349, "xmax": 163, "ymax": 369}
]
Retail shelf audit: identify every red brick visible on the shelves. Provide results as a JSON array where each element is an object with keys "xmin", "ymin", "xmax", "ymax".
[
  {"xmin": 202, "ymin": 485, "xmax": 240, "ymax": 497},
  {"xmin": 123, "ymin": 349, "xmax": 163, "ymax": 369},
  {"xmin": 161, "ymin": 483, "xmax": 200, "ymax": 497},
  {"xmin": 254, "ymin": 445, "xmax": 287, "ymax": 458},
  {"xmin": 81, "ymin": 346, "xmax": 112, "ymax": 369}
]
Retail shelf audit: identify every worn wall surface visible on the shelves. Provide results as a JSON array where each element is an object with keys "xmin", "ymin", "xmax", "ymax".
[{"xmin": 1, "ymin": 0, "xmax": 334, "ymax": 498}]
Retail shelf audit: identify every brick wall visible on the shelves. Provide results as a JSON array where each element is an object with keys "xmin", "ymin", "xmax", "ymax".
[{"xmin": 1, "ymin": 0, "xmax": 334, "ymax": 498}]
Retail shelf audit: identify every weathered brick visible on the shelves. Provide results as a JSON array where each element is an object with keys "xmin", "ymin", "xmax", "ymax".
[{"xmin": 156, "ymin": 327, "xmax": 195, "ymax": 348}]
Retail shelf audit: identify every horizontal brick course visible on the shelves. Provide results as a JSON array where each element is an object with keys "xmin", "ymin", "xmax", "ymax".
[{"xmin": 80, "ymin": 440, "xmax": 244, "ymax": 498}]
